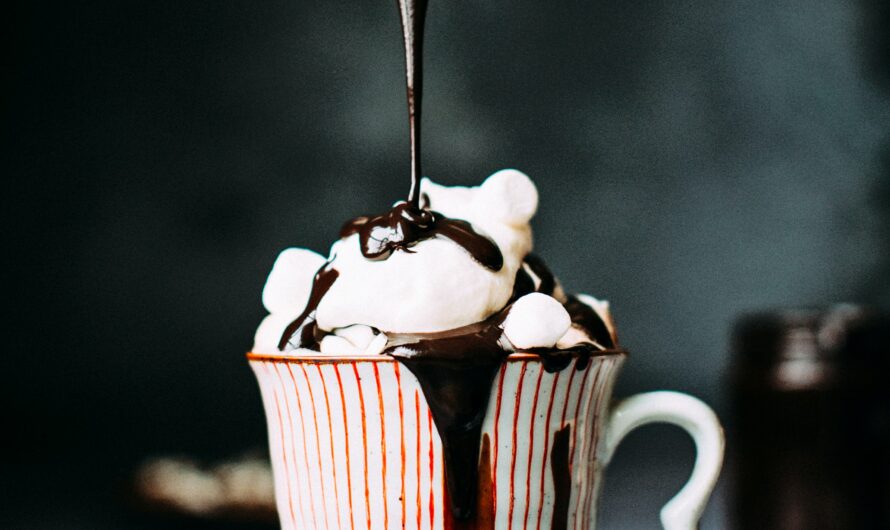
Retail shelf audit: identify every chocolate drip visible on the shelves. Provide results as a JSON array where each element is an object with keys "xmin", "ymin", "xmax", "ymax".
[
  {"xmin": 340, "ymin": 204, "xmax": 504, "ymax": 271},
  {"xmin": 381, "ymin": 308, "xmax": 606, "ymax": 520},
  {"xmin": 384, "ymin": 313, "xmax": 508, "ymax": 520},
  {"xmin": 277, "ymin": 266, "xmax": 339, "ymax": 351},
  {"xmin": 443, "ymin": 434, "xmax": 496, "ymax": 530},
  {"xmin": 551, "ymin": 426, "xmax": 573, "ymax": 530},
  {"xmin": 509, "ymin": 263, "xmax": 536, "ymax": 302},
  {"xmin": 565, "ymin": 295, "xmax": 615, "ymax": 349},
  {"xmin": 524, "ymin": 253, "xmax": 556, "ymax": 295},
  {"xmin": 532, "ymin": 344, "xmax": 599, "ymax": 373}
]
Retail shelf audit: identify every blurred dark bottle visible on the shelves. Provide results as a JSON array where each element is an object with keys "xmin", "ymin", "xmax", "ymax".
[{"xmin": 729, "ymin": 305, "xmax": 890, "ymax": 530}]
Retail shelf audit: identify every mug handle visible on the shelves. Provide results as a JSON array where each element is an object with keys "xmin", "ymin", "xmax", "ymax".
[{"xmin": 600, "ymin": 391, "xmax": 725, "ymax": 530}]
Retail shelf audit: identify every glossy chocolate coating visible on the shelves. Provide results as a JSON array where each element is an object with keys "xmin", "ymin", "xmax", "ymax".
[{"xmin": 340, "ymin": 203, "xmax": 504, "ymax": 271}]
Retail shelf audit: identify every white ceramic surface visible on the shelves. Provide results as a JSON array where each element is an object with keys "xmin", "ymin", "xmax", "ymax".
[{"xmin": 250, "ymin": 352, "xmax": 723, "ymax": 530}]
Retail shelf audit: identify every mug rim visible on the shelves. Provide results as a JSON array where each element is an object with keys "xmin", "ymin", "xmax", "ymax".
[{"xmin": 246, "ymin": 348, "xmax": 628, "ymax": 364}]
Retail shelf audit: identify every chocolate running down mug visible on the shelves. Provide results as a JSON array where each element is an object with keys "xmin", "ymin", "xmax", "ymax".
[{"xmin": 249, "ymin": 350, "xmax": 724, "ymax": 530}]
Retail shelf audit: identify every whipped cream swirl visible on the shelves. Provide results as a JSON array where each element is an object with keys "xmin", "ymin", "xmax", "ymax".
[{"xmin": 253, "ymin": 169, "xmax": 617, "ymax": 356}]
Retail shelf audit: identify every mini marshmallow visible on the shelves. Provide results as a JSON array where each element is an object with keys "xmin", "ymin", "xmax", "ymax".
[
  {"xmin": 363, "ymin": 332, "xmax": 388, "ymax": 356},
  {"xmin": 320, "ymin": 335, "xmax": 359, "ymax": 356},
  {"xmin": 253, "ymin": 312, "xmax": 298, "ymax": 353},
  {"xmin": 502, "ymin": 293, "xmax": 571, "ymax": 350},
  {"xmin": 334, "ymin": 324, "xmax": 377, "ymax": 351},
  {"xmin": 262, "ymin": 248, "xmax": 326, "ymax": 314},
  {"xmin": 479, "ymin": 169, "xmax": 538, "ymax": 225}
]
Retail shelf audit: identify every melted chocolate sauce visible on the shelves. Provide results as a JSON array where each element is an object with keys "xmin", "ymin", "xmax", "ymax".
[
  {"xmin": 383, "ymin": 313, "xmax": 508, "ymax": 519},
  {"xmin": 531, "ymin": 344, "xmax": 598, "ymax": 373},
  {"xmin": 277, "ymin": 266, "xmax": 339, "ymax": 351},
  {"xmin": 443, "ymin": 434, "xmax": 496, "ymax": 530},
  {"xmin": 551, "ymin": 426, "xmax": 573, "ymax": 530},
  {"xmin": 340, "ymin": 203, "xmax": 504, "ymax": 271},
  {"xmin": 565, "ymin": 295, "xmax": 615, "ymax": 349},
  {"xmin": 510, "ymin": 263, "xmax": 536, "ymax": 302},
  {"xmin": 524, "ymin": 253, "xmax": 556, "ymax": 295}
]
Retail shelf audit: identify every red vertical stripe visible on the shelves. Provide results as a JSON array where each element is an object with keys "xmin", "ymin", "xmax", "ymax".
[
  {"xmin": 428, "ymin": 409, "xmax": 435, "ymax": 530},
  {"xmin": 569, "ymin": 361, "xmax": 593, "ymax": 471},
  {"xmin": 266, "ymin": 363, "xmax": 298, "ymax": 529},
  {"xmin": 584, "ymin": 360, "xmax": 612, "ymax": 530},
  {"xmin": 300, "ymin": 365, "xmax": 332, "ymax": 530},
  {"xmin": 330, "ymin": 365, "xmax": 355, "ymax": 530},
  {"xmin": 352, "ymin": 364, "xmax": 372, "ymax": 530},
  {"xmin": 522, "ymin": 368, "xmax": 545, "ymax": 528},
  {"xmin": 275, "ymin": 366, "xmax": 306, "ymax": 525},
  {"xmin": 395, "ymin": 364, "xmax": 407, "ymax": 529},
  {"xmin": 314, "ymin": 365, "xmax": 344, "ymax": 530},
  {"xmin": 286, "ymin": 364, "xmax": 320, "ymax": 530},
  {"xmin": 572, "ymin": 362, "xmax": 602, "ymax": 530},
  {"xmin": 274, "ymin": 364, "xmax": 308, "ymax": 530},
  {"xmin": 491, "ymin": 363, "xmax": 507, "ymax": 516},
  {"xmin": 559, "ymin": 365, "xmax": 578, "ymax": 426},
  {"xmin": 507, "ymin": 363, "xmax": 529, "ymax": 529},
  {"xmin": 564, "ymin": 360, "xmax": 596, "ymax": 530},
  {"xmin": 570, "ymin": 362, "xmax": 596, "ymax": 466},
  {"xmin": 373, "ymin": 363, "xmax": 390, "ymax": 530},
  {"xmin": 415, "ymin": 390, "xmax": 422, "ymax": 530}
]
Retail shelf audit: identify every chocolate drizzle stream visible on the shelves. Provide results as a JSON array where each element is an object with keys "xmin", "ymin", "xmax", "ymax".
[
  {"xmin": 551, "ymin": 426, "xmax": 573, "ymax": 530},
  {"xmin": 340, "ymin": 204, "xmax": 504, "ymax": 271},
  {"xmin": 396, "ymin": 0, "xmax": 428, "ymax": 208},
  {"xmin": 334, "ymin": 0, "xmax": 503, "ymax": 272}
]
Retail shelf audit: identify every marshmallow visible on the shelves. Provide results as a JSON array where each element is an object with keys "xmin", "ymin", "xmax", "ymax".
[
  {"xmin": 333, "ymin": 324, "xmax": 377, "ymax": 351},
  {"xmin": 320, "ymin": 335, "xmax": 360, "ymax": 356},
  {"xmin": 502, "ymin": 293, "xmax": 571, "ymax": 350},
  {"xmin": 262, "ymin": 248, "xmax": 326, "ymax": 314},
  {"xmin": 479, "ymin": 169, "xmax": 538, "ymax": 225},
  {"xmin": 253, "ymin": 312, "xmax": 298, "ymax": 353},
  {"xmin": 319, "ymin": 325, "xmax": 387, "ymax": 356},
  {"xmin": 364, "ymin": 332, "xmax": 388, "ymax": 356}
]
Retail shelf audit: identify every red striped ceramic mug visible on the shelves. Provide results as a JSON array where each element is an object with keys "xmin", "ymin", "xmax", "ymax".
[{"xmin": 249, "ymin": 350, "xmax": 723, "ymax": 530}]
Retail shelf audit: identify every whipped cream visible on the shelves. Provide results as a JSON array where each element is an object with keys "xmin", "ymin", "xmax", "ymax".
[{"xmin": 252, "ymin": 169, "xmax": 617, "ymax": 355}]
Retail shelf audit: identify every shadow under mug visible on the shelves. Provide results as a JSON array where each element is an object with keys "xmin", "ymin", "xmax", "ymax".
[{"xmin": 248, "ymin": 350, "xmax": 723, "ymax": 530}]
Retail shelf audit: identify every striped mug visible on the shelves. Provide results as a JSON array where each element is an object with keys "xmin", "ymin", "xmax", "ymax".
[{"xmin": 249, "ymin": 350, "xmax": 723, "ymax": 530}]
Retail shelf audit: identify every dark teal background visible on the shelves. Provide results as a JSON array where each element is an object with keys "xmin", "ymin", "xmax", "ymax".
[{"xmin": 4, "ymin": 0, "xmax": 889, "ymax": 528}]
